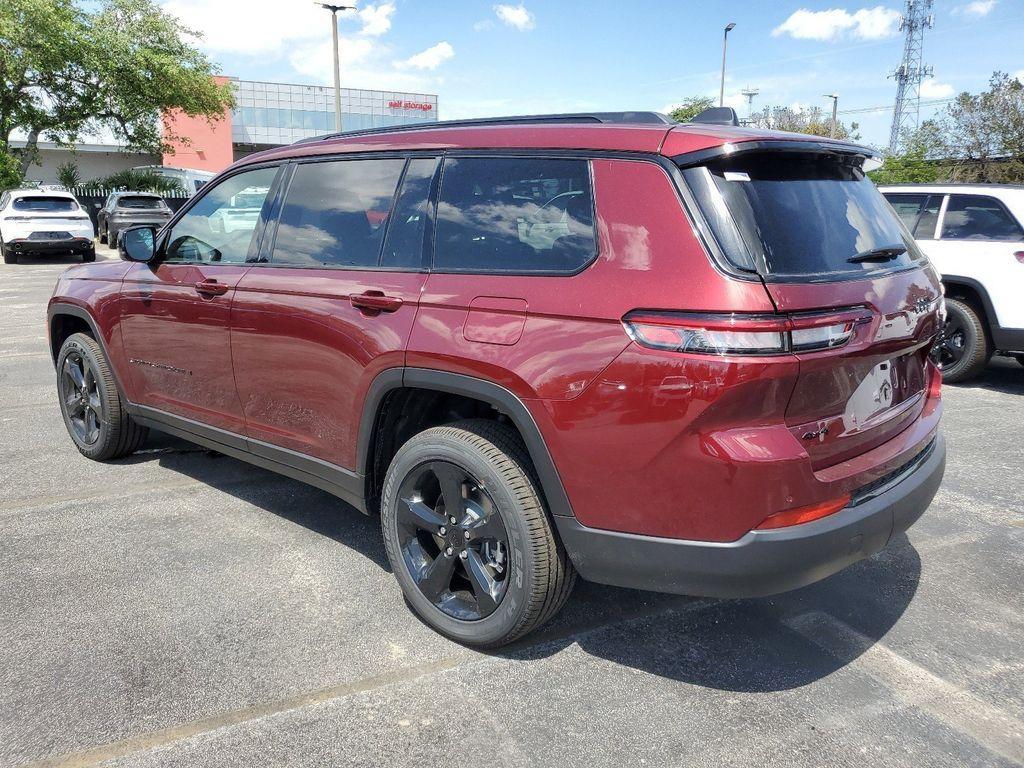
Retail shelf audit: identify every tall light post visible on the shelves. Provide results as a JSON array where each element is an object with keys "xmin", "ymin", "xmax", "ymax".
[
  {"xmin": 719, "ymin": 22, "xmax": 736, "ymax": 107},
  {"xmin": 316, "ymin": 3, "xmax": 356, "ymax": 132},
  {"xmin": 823, "ymin": 93, "xmax": 839, "ymax": 137}
]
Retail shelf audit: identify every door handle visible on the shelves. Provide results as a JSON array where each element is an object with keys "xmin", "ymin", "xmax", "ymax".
[
  {"xmin": 349, "ymin": 291, "xmax": 403, "ymax": 314},
  {"xmin": 195, "ymin": 279, "xmax": 229, "ymax": 297}
]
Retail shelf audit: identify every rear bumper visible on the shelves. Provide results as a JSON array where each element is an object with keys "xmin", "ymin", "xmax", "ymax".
[
  {"xmin": 555, "ymin": 433, "xmax": 945, "ymax": 598},
  {"xmin": 6, "ymin": 238, "xmax": 94, "ymax": 255}
]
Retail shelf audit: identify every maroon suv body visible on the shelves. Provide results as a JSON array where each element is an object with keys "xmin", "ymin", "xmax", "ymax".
[{"xmin": 48, "ymin": 113, "xmax": 945, "ymax": 646}]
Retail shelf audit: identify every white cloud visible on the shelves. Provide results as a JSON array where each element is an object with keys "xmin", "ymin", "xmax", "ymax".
[
  {"xmin": 920, "ymin": 80, "xmax": 955, "ymax": 98},
  {"xmin": 493, "ymin": 4, "xmax": 535, "ymax": 31},
  {"xmin": 473, "ymin": 19, "xmax": 495, "ymax": 31},
  {"xmin": 952, "ymin": 0, "xmax": 996, "ymax": 17},
  {"xmin": 773, "ymin": 6, "xmax": 902, "ymax": 41},
  {"xmin": 398, "ymin": 42, "xmax": 455, "ymax": 71},
  {"xmin": 357, "ymin": 3, "xmax": 395, "ymax": 36}
]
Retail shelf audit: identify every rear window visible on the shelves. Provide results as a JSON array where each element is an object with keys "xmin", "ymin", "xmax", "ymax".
[
  {"xmin": 12, "ymin": 196, "xmax": 78, "ymax": 212},
  {"xmin": 118, "ymin": 195, "xmax": 165, "ymax": 209},
  {"xmin": 434, "ymin": 157, "xmax": 597, "ymax": 274},
  {"xmin": 682, "ymin": 152, "xmax": 924, "ymax": 281}
]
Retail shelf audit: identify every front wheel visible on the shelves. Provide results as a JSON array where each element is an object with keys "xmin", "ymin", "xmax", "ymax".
[
  {"xmin": 57, "ymin": 332, "xmax": 148, "ymax": 460},
  {"xmin": 931, "ymin": 298, "xmax": 990, "ymax": 383},
  {"xmin": 381, "ymin": 420, "xmax": 576, "ymax": 648}
]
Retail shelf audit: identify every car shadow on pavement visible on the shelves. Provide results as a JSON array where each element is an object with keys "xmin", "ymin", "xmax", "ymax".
[
  {"xmin": 116, "ymin": 431, "xmax": 921, "ymax": 693},
  {"xmin": 949, "ymin": 358, "xmax": 1024, "ymax": 396}
]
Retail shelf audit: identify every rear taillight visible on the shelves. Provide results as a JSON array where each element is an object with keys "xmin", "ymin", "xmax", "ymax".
[
  {"xmin": 623, "ymin": 308, "xmax": 867, "ymax": 356},
  {"xmin": 755, "ymin": 494, "xmax": 851, "ymax": 530},
  {"xmin": 1014, "ymin": 251, "xmax": 1024, "ymax": 264},
  {"xmin": 927, "ymin": 359, "xmax": 942, "ymax": 399}
]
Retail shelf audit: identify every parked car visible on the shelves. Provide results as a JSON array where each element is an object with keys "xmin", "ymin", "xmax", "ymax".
[
  {"xmin": 48, "ymin": 112, "xmax": 946, "ymax": 647},
  {"xmin": 0, "ymin": 188, "xmax": 95, "ymax": 264},
  {"xmin": 130, "ymin": 165, "xmax": 215, "ymax": 196},
  {"xmin": 97, "ymin": 191, "xmax": 173, "ymax": 247},
  {"xmin": 880, "ymin": 184, "xmax": 1024, "ymax": 381}
]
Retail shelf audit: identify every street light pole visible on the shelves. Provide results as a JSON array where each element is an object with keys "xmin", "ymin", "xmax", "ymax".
[
  {"xmin": 823, "ymin": 93, "xmax": 839, "ymax": 138},
  {"xmin": 720, "ymin": 22, "xmax": 736, "ymax": 107},
  {"xmin": 316, "ymin": 3, "xmax": 356, "ymax": 132}
]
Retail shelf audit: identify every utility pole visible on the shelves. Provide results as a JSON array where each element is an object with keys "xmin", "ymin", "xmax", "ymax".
[
  {"xmin": 741, "ymin": 87, "xmax": 759, "ymax": 122},
  {"xmin": 888, "ymin": 0, "xmax": 933, "ymax": 153},
  {"xmin": 316, "ymin": 3, "xmax": 356, "ymax": 132},
  {"xmin": 719, "ymin": 23, "xmax": 736, "ymax": 107},
  {"xmin": 823, "ymin": 94, "xmax": 839, "ymax": 137}
]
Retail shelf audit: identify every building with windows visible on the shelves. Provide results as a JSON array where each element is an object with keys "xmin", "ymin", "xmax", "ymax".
[{"xmin": 14, "ymin": 77, "xmax": 439, "ymax": 185}]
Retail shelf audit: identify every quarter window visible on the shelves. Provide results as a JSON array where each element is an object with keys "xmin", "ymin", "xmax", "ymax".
[
  {"xmin": 380, "ymin": 157, "xmax": 439, "ymax": 269},
  {"xmin": 163, "ymin": 167, "xmax": 278, "ymax": 264},
  {"xmin": 271, "ymin": 158, "xmax": 405, "ymax": 268},
  {"xmin": 941, "ymin": 194, "xmax": 1024, "ymax": 241},
  {"xmin": 434, "ymin": 157, "xmax": 597, "ymax": 274}
]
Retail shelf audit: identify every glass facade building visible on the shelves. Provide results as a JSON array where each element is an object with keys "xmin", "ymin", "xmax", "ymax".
[{"xmin": 230, "ymin": 79, "xmax": 438, "ymax": 150}]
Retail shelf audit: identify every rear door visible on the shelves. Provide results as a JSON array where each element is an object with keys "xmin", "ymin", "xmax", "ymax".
[
  {"xmin": 230, "ymin": 154, "xmax": 436, "ymax": 471},
  {"xmin": 681, "ymin": 148, "xmax": 942, "ymax": 469}
]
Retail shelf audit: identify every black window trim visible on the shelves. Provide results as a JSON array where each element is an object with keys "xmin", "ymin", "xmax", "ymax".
[
  {"xmin": 883, "ymin": 192, "xmax": 944, "ymax": 241},
  {"xmin": 427, "ymin": 151, "xmax": 601, "ymax": 278},
  {"xmin": 939, "ymin": 192, "xmax": 1024, "ymax": 243}
]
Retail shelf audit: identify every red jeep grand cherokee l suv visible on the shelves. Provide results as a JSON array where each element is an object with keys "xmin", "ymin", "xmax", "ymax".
[{"xmin": 47, "ymin": 112, "xmax": 945, "ymax": 647}]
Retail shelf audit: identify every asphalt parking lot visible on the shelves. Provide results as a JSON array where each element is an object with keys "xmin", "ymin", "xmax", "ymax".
[{"xmin": 1, "ymin": 243, "xmax": 1022, "ymax": 768}]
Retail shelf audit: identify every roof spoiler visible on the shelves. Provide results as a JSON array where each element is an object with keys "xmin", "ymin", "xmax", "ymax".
[{"xmin": 688, "ymin": 107, "xmax": 740, "ymax": 127}]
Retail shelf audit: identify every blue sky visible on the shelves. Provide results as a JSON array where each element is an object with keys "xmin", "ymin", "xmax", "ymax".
[{"xmin": 161, "ymin": 0, "xmax": 1024, "ymax": 149}]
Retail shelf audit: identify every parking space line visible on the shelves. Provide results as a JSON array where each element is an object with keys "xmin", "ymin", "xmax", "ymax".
[
  {"xmin": 23, "ymin": 596, "xmax": 710, "ymax": 767},
  {"xmin": 785, "ymin": 611, "xmax": 1024, "ymax": 765}
]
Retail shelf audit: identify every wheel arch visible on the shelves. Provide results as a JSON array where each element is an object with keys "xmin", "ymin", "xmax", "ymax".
[
  {"xmin": 358, "ymin": 368, "xmax": 576, "ymax": 521},
  {"xmin": 941, "ymin": 275, "xmax": 996, "ymax": 334},
  {"xmin": 47, "ymin": 303, "xmax": 128, "ymax": 399}
]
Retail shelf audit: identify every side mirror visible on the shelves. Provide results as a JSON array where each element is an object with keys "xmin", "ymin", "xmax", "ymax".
[{"xmin": 119, "ymin": 225, "xmax": 156, "ymax": 263}]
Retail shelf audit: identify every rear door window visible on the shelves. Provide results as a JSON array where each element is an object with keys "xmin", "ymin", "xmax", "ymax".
[
  {"xmin": 380, "ymin": 157, "xmax": 438, "ymax": 270},
  {"xmin": 434, "ymin": 157, "xmax": 597, "ymax": 274},
  {"xmin": 883, "ymin": 193, "xmax": 942, "ymax": 239},
  {"xmin": 682, "ymin": 152, "xmax": 924, "ymax": 281},
  {"xmin": 271, "ymin": 158, "xmax": 405, "ymax": 268},
  {"xmin": 940, "ymin": 194, "xmax": 1024, "ymax": 241}
]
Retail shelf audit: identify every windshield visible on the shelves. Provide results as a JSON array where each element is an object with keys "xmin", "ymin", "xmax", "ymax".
[
  {"xmin": 118, "ymin": 195, "xmax": 165, "ymax": 209},
  {"xmin": 12, "ymin": 196, "xmax": 78, "ymax": 213},
  {"xmin": 682, "ymin": 151, "xmax": 924, "ymax": 281}
]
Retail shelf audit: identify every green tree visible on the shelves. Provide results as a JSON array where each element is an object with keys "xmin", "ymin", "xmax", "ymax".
[
  {"xmin": 0, "ymin": 151, "xmax": 20, "ymax": 189},
  {"xmin": 96, "ymin": 168, "xmax": 183, "ymax": 193},
  {"xmin": 868, "ymin": 122, "xmax": 945, "ymax": 185},
  {"xmin": 666, "ymin": 96, "xmax": 716, "ymax": 123},
  {"xmin": 941, "ymin": 71, "xmax": 1024, "ymax": 182},
  {"xmin": 749, "ymin": 105, "xmax": 860, "ymax": 140},
  {"xmin": 1, "ymin": 0, "xmax": 233, "ymax": 177},
  {"xmin": 56, "ymin": 160, "xmax": 81, "ymax": 188}
]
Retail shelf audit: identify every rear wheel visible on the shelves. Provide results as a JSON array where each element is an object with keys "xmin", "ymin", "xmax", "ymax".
[
  {"xmin": 381, "ymin": 419, "xmax": 575, "ymax": 648},
  {"xmin": 57, "ymin": 332, "xmax": 148, "ymax": 460},
  {"xmin": 108, "ymin": 225, "xmax": 119, "ymax": 248},
  {"xmin": 931, "ymin": 298, "xmax": 990, "ymax": 383},
  {"xmin": 82, "ymin": 247, "xmax": 96, "ymax": 263},
  {"xmin": 99, "ymin": 224, "xmax": 107, "ymax": 245},
  {"xmin": 1, "ymin": 240, "xmax": 15, "ymax": 264}
]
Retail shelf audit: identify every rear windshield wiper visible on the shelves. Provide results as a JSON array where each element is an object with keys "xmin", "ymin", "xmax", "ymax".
[{"xmin": 847, "ymin": 244, "xmax": 907, "ymax": 263}]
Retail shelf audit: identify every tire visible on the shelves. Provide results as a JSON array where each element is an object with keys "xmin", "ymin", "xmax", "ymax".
[
  {"xmin": 108, "ymin": 226, "xmax": 119, "ymax": 248},
  {"xmin": 99, "ymin": 223, "xmax": 107, "ymax": 245},
  {"xmin": 933, "ymin": 298, "xmax": 990, "ymax": 383},
  {"xmin": 1, "ymin": 240, "xmax": 15, "ymax": 264},
  {"xmin": 82, "ymin": 248, "xmax": 96, "ymax": 263},
  {"xmin": 56, "ymin": 332, "xmax": 148, "ymax": 461},
  {"xmin": 381, "ymin": 419, "xmax": 576, "ymax": 648}
]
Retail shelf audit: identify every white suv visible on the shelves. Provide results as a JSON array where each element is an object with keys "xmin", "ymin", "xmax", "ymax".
[
  {"xmin": 0, "ymin": 189, "xmax": 96, "ymax": 265},
  {"xmin": 880, "ymin": 184, "xmax": 1024, "ymax": 382}
]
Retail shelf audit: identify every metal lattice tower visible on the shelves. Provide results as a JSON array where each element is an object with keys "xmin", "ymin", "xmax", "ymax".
[{"xmin": 888, "ymin": 0, "xmax": 934, "ymax": 153}]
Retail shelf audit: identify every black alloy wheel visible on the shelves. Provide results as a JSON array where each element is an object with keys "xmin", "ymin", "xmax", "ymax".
[
  {"xmin": 61, "ymin": 349, "xmax": 103, "ymax": 445},
  {"xmin": 931, "ymin": 298, "xmax": 989, "ymax": 383},
  {"xmin": 396, "ymin": 460, "xmax": 510, "ymax": 620}
]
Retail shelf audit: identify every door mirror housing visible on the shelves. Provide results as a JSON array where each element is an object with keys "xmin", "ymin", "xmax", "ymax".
[{"xmin": 119, "ymin": 225, "xmax": 157, "ymax": 263}]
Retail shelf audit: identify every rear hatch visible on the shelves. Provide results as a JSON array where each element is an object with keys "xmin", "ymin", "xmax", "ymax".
[
  {"xmin": 9, "ymin": 196, "xmax": 91, "ymax": 234},
  {"xmin": 680, "ymin": 143, "xmax": 942, "ymax": 469},
  {"xmin": 115, "ymin": 195, "xmax": 170, "ymax": 220}
]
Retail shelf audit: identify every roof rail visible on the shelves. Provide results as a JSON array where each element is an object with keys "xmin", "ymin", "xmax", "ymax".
[{"xmin": 293, "ymin": 111, "xmax": 676, "ymax": 144}]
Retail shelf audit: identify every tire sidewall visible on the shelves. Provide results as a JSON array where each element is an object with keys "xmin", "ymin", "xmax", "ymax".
[
  {"xmin": 941, "ymin": 299, "xmax": 986, "ymax": 382},
  {"xmin": 381, "ymin": 432, "xmax": 537, "ymax": 646},
  {"xmin": 57, "ymin": 335, "xmax": 116, "ymax": 459}
]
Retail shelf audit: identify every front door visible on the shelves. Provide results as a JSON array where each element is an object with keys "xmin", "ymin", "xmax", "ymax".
[
  {"xmin": 119, "ymin": 165, "xmax": 281, "ymax": 433},
  {"xmin": 230, "ymin": 155, "xmax": 437, "ymax": 471}
]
